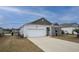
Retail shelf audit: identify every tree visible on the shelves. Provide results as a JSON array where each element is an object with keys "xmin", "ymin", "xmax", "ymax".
[{"xmin": 73, "ymin": 29, "xmax": 79, "ymax": 37}]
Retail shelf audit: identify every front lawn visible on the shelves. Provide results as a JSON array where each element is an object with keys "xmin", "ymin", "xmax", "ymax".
[
  {"xmin": 0, "ymin": 36, "xmax": 43, "ymax": 52},
  {"xmin": 53, "ymin": 35, "xmax": 79, "ymax": 43}
]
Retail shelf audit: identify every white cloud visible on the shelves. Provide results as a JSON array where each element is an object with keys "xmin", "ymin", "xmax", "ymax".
[
  {"xmin": 0, "ymin": 7, "xmax": 21, "ymax": 13},
  {"xmin": 0, "ymin": 7, "xmax": 55, "ymax": 20},
  {"xmin": 21, "ymin": 11, "xmax": 46, "ymax": 17},
  {"xmin": 0, "ymin": 6, "xmax": 79, "ymax": 23},
  {"xmin": 58, "ymin": 7, "xmax": 79, "ymax": 23},
  {"xmin": 0, "ymin": 7, "xmax": 46, "ymax": 17},
  {"xmin": 0, "ymin": 15, "xmax": 4, "ymax": 20},
  {"xmin": 0, "ymin": 15, "xmax": 4, "ymax": 24},
  {"xmin": 0, "ymin": 6, "xmax": 57, "ymax": 18},
  {"xmin": 60, "ymin": 14, "xmax": 77, "ymax": 20}
]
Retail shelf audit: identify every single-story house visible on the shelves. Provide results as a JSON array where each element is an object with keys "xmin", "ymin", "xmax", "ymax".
[
  {"xmin": 19, "ymin": 18, "xmax": 62, "ymax": 37},
  {"xmin": 61, "ymin": 23, "xmax": 79, "ymax": 34}
]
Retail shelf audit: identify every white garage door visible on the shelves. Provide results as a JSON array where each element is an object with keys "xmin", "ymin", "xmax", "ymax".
[{"xmin": 26, "ymin": 29, "xmax": 46, "ymax": 37}]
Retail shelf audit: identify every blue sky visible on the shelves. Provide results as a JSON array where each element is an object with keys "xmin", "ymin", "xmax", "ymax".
[{"xmin": 0, "ymin": 6, "xmax": 79, "ymax": 28}]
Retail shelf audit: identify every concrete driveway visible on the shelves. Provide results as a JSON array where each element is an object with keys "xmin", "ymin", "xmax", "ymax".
[{"xmin": 28, "ymin": 37, "xmax": 79, "ymax": 52}]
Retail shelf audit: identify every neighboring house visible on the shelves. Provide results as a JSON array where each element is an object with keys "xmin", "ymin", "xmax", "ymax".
[
  {"xmin": 19, "ymin": 18, "xmax": 62, "ymax": 37},
  {"xmin": 61, "ymin": 23, "xmax": 79, "ymax": 34},
  {"xmin": 52, "ymin": 23, "xmax": 62, "ymax": 36},
  {"xmin": 0, "ymin": 27, "xmax": 3, "ymax": 33},
  {"xmin": 0, "ymin": 27, "xmax": 4, "ymax": 36},
  {"xmin": 11, "ymin": 28, "xmax": 19, "ymax": 35},
  {"xmin": 3, "ymin": 29, "xmax": 12, "ymax": 35}
]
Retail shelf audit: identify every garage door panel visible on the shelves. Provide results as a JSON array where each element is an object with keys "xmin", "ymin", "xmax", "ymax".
[{"xmin": 27, "ymin": 29, "xmax": 46, "ymax": 37}]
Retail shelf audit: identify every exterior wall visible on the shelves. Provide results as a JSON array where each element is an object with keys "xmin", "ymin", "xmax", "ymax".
[
  {"xmin": 0, "ymin": 29, "xmax": 3, "ymax": 34},
  {"xmin": 19, "ymin": 27, "xmax": 24, "ymax": 36},
  {"xmin": 56, "ymin": 27, "xmax": 62, "ymax": 35},
  {"xmin": 52, "ymin": 26, "xmax": 62, "ymax": 36},
  {"xmin": 19, "ymin": 24, "xmax": 62, "ymax": 37},
  {"xmin": 0, "ymin": 28, "xmax": 4, "ymax": 36},
  {"xmin": 49, "ymin": 26, "xmax": 53, "ymax": 36},
  {"xmin": 20, "ymin": 24, "xmax": 52, "ymax": 37},
  {"xmin": 61, "ymin": 27, "xmax": 78, "ymax": 34},
  {"xmin": 12, "ymin": 29, "xmax": 19, "ymax": 35},
  {"xmin": 23, "ymin": 25, "xmax": 52, "ymax": 37}
]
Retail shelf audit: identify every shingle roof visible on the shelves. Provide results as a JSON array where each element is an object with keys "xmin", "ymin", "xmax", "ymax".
[
  {"xmin": 28, "ymin": 18, "xmax": 52, "ymax": 25},
  {"xmin": 53, "ymin": 23, "xmax": 59, "ymax": 26},
  {"xmin": 60, "ymin": 23, "xmax": 79, "ymax": 27},
  {"xmin": 19, "ymin": 18, "xmax": 52, "ymax": 29}
]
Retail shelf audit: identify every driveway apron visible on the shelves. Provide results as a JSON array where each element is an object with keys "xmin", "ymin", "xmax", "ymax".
[{"xmin": 28, "ymin": 37, "xmax": 79, "ymax": 52}]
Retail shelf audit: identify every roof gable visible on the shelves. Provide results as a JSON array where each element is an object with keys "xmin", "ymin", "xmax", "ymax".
[
  {"xmin": 28, "ymin": 18, "xmax": 52, "ymax": 25},
  {"xmin": 19, "ymin": 18, "xmax": 52, "ymax": 29}
]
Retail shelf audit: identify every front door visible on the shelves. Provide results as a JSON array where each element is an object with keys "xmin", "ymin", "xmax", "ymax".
[
  {"xmin": 55, "ymin": 30, "xmax": 58, "ymax": 36},
  {"xmin": 46, "ymin": 27, "xmax": 50, "ymax": 36}
]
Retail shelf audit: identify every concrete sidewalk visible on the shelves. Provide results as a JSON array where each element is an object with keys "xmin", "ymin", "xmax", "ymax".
[{"xmin": 28, "ymin": 37, "xmax": 79, "ymax": 52}]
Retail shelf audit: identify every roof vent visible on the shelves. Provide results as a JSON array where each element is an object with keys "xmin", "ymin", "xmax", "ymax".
[{"xmin": 42, "ymin": 19, "xmax": 44, "ymax": 21}]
